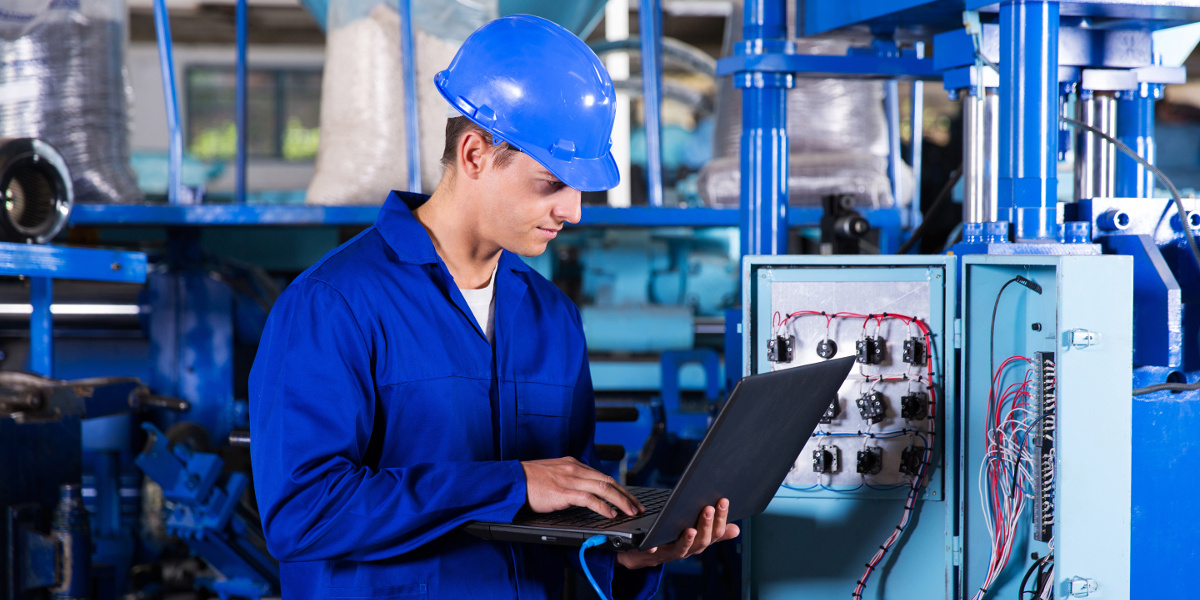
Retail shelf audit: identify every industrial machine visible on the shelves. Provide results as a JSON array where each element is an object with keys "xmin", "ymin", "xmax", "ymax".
[{"xmin": 3, "ymin": 0, "xmax": 1199, "ymax": 597}]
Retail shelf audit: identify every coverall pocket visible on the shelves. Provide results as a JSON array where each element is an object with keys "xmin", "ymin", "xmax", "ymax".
[
  {"xmin": 515, "ymin": 382, "xmax": 574, "ymax": 459},
  {"xmin": 325, "ymin": 583, "xmax": 428, "ymax": 599}
]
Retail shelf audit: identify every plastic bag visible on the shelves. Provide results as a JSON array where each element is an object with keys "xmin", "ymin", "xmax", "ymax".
[
  {"xmin": 0, "ymin": 0, "xmax": 143, "ymax": 204},
  {"xmin": 306, "ymin": 0, "xmax": 491, "ymax": 205}
]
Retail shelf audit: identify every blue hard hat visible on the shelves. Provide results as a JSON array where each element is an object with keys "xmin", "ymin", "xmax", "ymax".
[{"xmin": 435, "ymin": 15, "xmax": 619, "ymax": 192}]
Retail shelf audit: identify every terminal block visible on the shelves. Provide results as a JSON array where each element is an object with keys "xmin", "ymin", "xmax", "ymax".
[
  {"xmin": 1033, "ymin": 351, "xmax": 1057, "ymax": 542},
  {"xmin": 819, "ymin": 397, "xmax": 841, "ymax": 424},
  {"xmin": 856, "ymin": 446, "xmax": 883, "ymax": 475},
  {"xmin": 902, "ymin": 337, "xmax": 926, "ymax": 365},
  {"xmin": 856, "ymin": 391, "xmax": 887, "ymax": 424},
  {"xmin": 767, "ymin": 335, "xmax": 794, "ymax": 363},
  {"xmin": 899, "ymin": 446, "xmax": 925, "ymax": 476},
  {"xmin": 812, "ymin": 445, "xmax": 841, "ymax": 474},
  {"xmin": 900, "ymin": 392, "xmax": 928, "ymax": 420},
  {"xmin": 855, "ymin": 337, "xmax": 885, "ymax": 364}
]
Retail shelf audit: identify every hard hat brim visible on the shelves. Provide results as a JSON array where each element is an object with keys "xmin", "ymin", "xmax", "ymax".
[{"xmin": 521, "ymin": 144, "xmax": 621, "ymax": 193}]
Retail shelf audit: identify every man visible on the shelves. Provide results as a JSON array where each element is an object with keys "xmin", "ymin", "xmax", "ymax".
[{"xmin": 249, "ymin": 15, "xmax": 737, "ymax": 600}]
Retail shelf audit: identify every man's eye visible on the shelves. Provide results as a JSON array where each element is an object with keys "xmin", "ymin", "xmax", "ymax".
[{"xmin": 544, "ymin": 180, "xmax": 565, "ymax": 191}]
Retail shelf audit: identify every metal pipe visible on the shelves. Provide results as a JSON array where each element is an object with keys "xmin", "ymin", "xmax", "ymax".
[
  {"xmin": 963, "ymin": 86, "xmax": 999, "ymax": 223},
  {"xmin": 236, "ymin": 0, "xmax": 247, "ymax": 204},
  {"xmin": 1074, "ymin": 91, "xmax": 1117, "ymax": 201},
  {"xmin": 910, "ymin": 42, "xmax": 925, "ymax": 230},
  {"xmin": 152, "ymin": 0, "xmax": 184, "ymax": 205},
  {"xmin": 604, "ymin": 0, "xmax": 633, "ymax": 208},
  {"xmin": 1115, "ymin": 82, "xmax": 1160, "ymax": 197},
  {"xmin": 998, "ymin": 0, "xmax": 1059, "ymax": 241},
  {"xmin": 737, "ymin": 0, "xmax": 791, "ymax": 257},
  {"xmin": 638, "ymin": 0, "xmax": 665, "ymax": 207},
  {"xmin": 885, "ymin": 80, "xmax": 902, "ymax": 211},
  {"xmin": 398, "ymin": 0, "xmax": 421, "ymax": 193}
]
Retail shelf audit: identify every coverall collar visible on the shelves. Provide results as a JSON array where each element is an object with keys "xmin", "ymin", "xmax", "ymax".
[{"xmin": 377, "ymin": 191, "xmax": 532, "ymax": 274}]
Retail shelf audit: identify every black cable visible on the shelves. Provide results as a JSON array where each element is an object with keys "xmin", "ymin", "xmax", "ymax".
[
  {"xmin": 898, "ymin": 166, "xmax": 963, "ymax": 255},
  {"xmin": 1060, "ymin": 116, "xmax": 1200, "ymax": 275},
  {"xmin": 1018, "ymin": 554, "xmax": 1051, "ymax": 599},
  {"xmin": 1132, "ymin": 381, "xmax": 1200, "ymax": 396},
  {"xmin": 990, "ymin": 276, "xmax": 1042, "ymax": 411}
]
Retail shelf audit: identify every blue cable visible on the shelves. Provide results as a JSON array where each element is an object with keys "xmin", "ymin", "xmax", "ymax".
[{"xmin": 580, "ymin": 534, "xmax": 610, "ymax": 600}]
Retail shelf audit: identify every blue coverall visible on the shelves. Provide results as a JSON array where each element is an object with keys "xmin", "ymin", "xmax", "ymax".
[{"xmin": 249, "ymin": 192, "xmax": 663, "ymax": 599}]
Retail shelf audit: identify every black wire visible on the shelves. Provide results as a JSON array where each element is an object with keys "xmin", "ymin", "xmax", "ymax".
[
  {"xmin": 989, "ymin": 277, "xmax": 1022, "ymax": 411},
  {"xmin": 1060, "ymin": 116, "xmax": 1200, "ymax": 275},
  {"xmin": 1018, "ymin": 554, "xmax": 1051, "ymax": 599},
  {"xmin": 898, "ymin": 166, "xmax": 964, "ymax": 255},
  {"xmin": 1132, "ymin": 381, "xmax": 1200, "ymax": 396}
]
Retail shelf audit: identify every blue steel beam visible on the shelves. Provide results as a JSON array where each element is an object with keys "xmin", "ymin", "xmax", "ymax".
[
  {"xmin": 68, "ymin": 204, "xmax": 904, "ymax": 229},
  {"xmin": 716, "ymin": 52, "xmax": 940, "ymax": 80},
  {"xmin": 0, "ymin": 244, "xmax": 148, "ymax": 283},
  {"xmin": 152, "ymin": 0, "xmax": 184, "ymax": 206},
  {"xmin": 30, "ymin": 277, "xmax": 51, "ymax": 377},
  {"xmin": 738, "ymin": 0, "xmax": 792, "ymax": 257},
  {"xmin": 399, "ymin": 0, "xmax": 421, "ymax": 193},
  {"xmin": 997, "ymin": 0, "xmax": 1059, "ymax": 241},
  {"xmin": 236, "ymin": 0, "xmax": 248, "ymax": 204},
  {"xmin": 639, "ymin": 0, "xmax": 665, "ymax": 207}
]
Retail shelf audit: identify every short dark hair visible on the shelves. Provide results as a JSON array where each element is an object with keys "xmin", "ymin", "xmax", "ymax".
[{"xmin": 440, "ymin": 117, "xmax": 520, "ymax": 172}]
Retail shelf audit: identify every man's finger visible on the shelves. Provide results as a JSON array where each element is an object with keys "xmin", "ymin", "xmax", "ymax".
[
  {"xmin": 587, "ymin": 479, "xmax": 640, "ymax": 516},
  {"xmin": 574, "ymin": 491, "xmax": 618, "ymax": 519},
  {"xmin": 689, "ymin": 506, "xmax": 716, "ymax": 555},
  {"xmin": 711, "ymin": 499, "xmax": 730, "ymax": 540}
]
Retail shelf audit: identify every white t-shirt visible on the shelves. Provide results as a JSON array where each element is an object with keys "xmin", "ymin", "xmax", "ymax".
[{"xmin": 459, "ymin": 267, "xmax": 497, "ymax": 343}]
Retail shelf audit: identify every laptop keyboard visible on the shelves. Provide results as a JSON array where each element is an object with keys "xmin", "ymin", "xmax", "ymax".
[{"xmin": 520, "ymin": 487, "xmax": 671, "ymax": 530}]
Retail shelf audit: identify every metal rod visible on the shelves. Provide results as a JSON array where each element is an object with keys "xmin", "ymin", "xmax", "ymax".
[
  {"xmin": 998, "ymin": 0, "xmax": 1059, "ymax": 241},
  {"xmin": 885, "ymin": 80, "xmax": 902, "ymax": 212},
  {"xmin": 399, "ymin": 0, "xmax": 422, "ymax": 193},
  {"xmin": 738, "ymin": 0, "xmax": 790, "ymax": 257},
  {"xmin": 605, "ymin": 0, "xmax": 633, "ymax": 208},
  {"xmin": 964, "ymin": 86, "xmax": 1000, "ymax": 223},
  {"xmin": 30, "ymin": 277, "xmax": 52, "ymax": 377},
  {"xmin": 1115, "ymin": 82, "xmax": 1160, "ymax": 197},
  {"xmin": 152, "ymin": 0, "xmax": 184, "ymax": 205},
  {"xmin": 1074, "ymin": 91, "xmax": 1117, "ymax": 201},
  {"xmin": 236, "ymin": 0, "xmax": 247, "ymax": 203},
  {"xmin": 639, "ymin": 0, "xmax": 665, "ymax": 207},
  {"xmin": 909, "ymin": 42, "xmax": 925, "ymax": 232}
]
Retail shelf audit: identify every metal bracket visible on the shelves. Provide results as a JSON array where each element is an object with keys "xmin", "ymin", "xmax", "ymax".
[
  {"xmin": 1068, "ymin": 576, "xmax": 1099, "ymax": 597},
  {"xmin": 1068, "ymin": 328, "xmax": 1102, "ymax": 349}
]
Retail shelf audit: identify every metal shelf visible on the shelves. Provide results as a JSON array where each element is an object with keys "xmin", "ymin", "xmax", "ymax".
[{"xmin": 68, "ymin": 203, "xmax": 905, "ymax": 228}]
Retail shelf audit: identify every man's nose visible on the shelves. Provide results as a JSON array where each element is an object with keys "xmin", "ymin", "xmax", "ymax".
[{"xmin": 555, "ymin": 188, "xmax": 582, "ymax": 225}]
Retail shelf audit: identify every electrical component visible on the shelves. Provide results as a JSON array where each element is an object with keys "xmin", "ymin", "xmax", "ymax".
[
  {"xmin": 819, "ymin": 397, "xmax": 841, "ymax": 424},
  {"xmin": 856, "ymin": 446, "xmax": 882, "ymax": 474},
  {"xmin": 855, "ymin": 391, "xmax": 887, "ymax": 424},
  {"xmin": 902, "ymin": 337, "xmax": 926, "ymax": 365},
  {"xmin": 855, "ymin": 337, "xmax": 885, "ymax": 364},
  {"xmin": 812, "ymin": 445, "xmax": 840, "ymax": 474},
  {"xmin": 1033, "ymin": 351, "xmax": 1057, "ymax": 542},
  {"xmin": 767, "ymin": 335, "xmax": 794, "ymax": 363},
  {"xmin": 898, "ymin": 446, "xmax": 923, "ymax": 476},
  {"xmin": 900, "ymin": 392, "xmax": 928, "ymax": 420},
  {"xmin": 816, "ymin": 338, "xmax": 838, "ymax": 359}
]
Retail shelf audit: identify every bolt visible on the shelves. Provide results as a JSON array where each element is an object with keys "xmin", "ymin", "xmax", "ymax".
[{"xmin": 111, "ymin": 262, "xmax": 121, "ymax": 271}]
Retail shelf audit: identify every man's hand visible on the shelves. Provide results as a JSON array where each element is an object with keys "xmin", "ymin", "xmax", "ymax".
[
  {"xmin": 615, "ymin": 498, "xmax": 740, "ymax": 570},
  {"xmin": 521, "ymin": 457, "xmax": 644, "ymax": 518}
]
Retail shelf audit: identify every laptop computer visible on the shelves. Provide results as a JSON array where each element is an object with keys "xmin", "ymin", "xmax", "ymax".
[{"xmin": 464, "ymin": 356, "xmax": 856, "ymax": 551}]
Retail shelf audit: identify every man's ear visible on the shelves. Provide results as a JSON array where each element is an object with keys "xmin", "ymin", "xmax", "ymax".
[{"xmin": 457, "ymin": 130, "xmax": 489, "ymax": 180}]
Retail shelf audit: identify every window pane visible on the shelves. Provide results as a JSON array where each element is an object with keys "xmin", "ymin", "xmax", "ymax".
[
  {"xmin": 281, "ymin": 70, "xmax": 322, "ymax": 161},
  {"xmin": 186, "ymin": 67, "xmax": 297, "ymax": 160}
]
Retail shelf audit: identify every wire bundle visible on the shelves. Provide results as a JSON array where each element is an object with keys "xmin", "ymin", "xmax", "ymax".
[
  {"xmin": 972, "ymin": 357, "xmax": 1037, "ymax": 599},
  {"xmin": 773, "ymin": 311, "xmax": 939, "ymax": 598}
]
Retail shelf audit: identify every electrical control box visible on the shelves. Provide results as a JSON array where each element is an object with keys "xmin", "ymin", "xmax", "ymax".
[
  {"xmin": 960, "ymin": 255, "xmax": 1132, "ymax": 600},
  {"xmin": 743, "ymin": 256, "xmax": 955, "ymax": 600},
  {"xmin": 743, "ymin": 255, "xmax": 1133, "ymax": 600}
]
